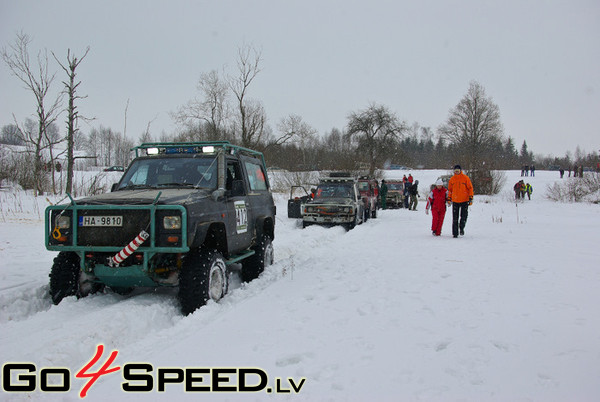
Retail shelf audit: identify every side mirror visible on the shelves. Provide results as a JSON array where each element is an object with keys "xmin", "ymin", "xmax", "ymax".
[{"xmin": 111, "ymin": 183, "xmax": 118, "ymax": 192}]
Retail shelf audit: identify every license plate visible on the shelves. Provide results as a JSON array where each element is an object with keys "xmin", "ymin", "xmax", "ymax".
[{"xmin": 79, "ymin": 215, "xmax": 123, "ymax": 227}]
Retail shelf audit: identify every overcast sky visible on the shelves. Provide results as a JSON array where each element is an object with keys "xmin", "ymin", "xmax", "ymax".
[{"xmin": 1, "ymin": 0, "xmax": 599, "ymax": 157}]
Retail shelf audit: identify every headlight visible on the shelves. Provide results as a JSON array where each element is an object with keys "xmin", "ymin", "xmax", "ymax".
[
  {"xmin": 163, "ymin": 216, "xmax": 181, "ymax": 230},
  {"xmin": 56, "ymin": 215, "xmax": 71, "ymax": 229},
  {"xmin": 306, "ymin": 206, "xmax": 314, "ymax": 213}
]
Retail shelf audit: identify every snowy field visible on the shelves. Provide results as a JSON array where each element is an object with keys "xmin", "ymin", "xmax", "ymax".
[{"xmin": 1, "ymin": 169, "xmax": 599, "ymax": 401}]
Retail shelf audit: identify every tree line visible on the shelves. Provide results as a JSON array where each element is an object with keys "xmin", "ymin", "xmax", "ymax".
[{"xmin": 2, "ymin": 33, "xmax": 598, "ymax": 196}]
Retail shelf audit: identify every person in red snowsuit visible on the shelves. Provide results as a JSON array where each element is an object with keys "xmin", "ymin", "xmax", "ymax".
[{"xmin": 426, "ymin": 178, "xmax": 448, "ymax": 236}]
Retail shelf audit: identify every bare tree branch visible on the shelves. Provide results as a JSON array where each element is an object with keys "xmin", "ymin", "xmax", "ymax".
[{"xmin": 2, "ymin": 32, "xmax": 63, "ymax": 195}]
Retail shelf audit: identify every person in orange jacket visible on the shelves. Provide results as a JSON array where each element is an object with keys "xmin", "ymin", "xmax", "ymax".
[{"xmin": 447, "ymin": 164, "xmax": 474, "ymax": 238}]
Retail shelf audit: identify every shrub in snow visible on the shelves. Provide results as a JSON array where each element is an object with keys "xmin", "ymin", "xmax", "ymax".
[{"xmin": 545, "ymin": 173, "xmax": 600, "ymax": 203}]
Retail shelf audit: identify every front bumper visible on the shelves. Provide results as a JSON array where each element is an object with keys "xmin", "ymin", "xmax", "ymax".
[
  {"xmin": 45, "ymin": 203, "xmax": 189, "ymax": 287},
  {"xmin": 302, "ymin": 214, "xmax": 354, "ymax": 224}
]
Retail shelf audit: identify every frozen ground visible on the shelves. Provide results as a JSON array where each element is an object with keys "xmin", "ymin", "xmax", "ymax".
[{"xmin": 0, "ymin": 169, "xmax": 599, "ymax": 401}]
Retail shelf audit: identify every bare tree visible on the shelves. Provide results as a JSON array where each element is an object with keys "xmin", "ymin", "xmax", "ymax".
[
  {"xmin": 124, "ymin": 98, "xmax": 129, "ymax": 138},
  {"xmin": 228, "ymin": 44, "xmax": 265, "ymax": 147},
  {"xmin": 438, "ymin": 81, "xmax": 504, "ymax": 171},
  {"xmin": 2, "ymin": 32, "xmax": 63, "ymax": 195},
  {"xmin": 172, "ymin": 70, "xmax": 229, "ymax": 140},
  {"xmin": 268, "ymin": 114, "xmax": 317, "ymax": 163},
  {"xmin": 53, "ymin": 46, "xmax": 90, "ymax": 194},
  {"xmin": 346, "ymin": 103, "xmax": 405, "ymax": 175},
  {"xmin": 0, "ymin": 124, "xmax": 24, "ymax": 145},
  {"xmin": 82, "ymin": 126, "xmax": 134, "ymax": 168}
]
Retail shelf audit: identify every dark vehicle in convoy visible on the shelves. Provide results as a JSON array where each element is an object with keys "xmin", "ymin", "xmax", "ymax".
[
  {"xmin": 45, "ymin": 142, "xmax": 276, "ymax": 315},
  {"xmin": 357, "ymin": 177, "xmax": 378, "ymax": 219},
  {"xmin": 301, "ymin": 174, "xmax": 364, "ymax": 230},
  {"xmin": 385, "ymin": 180, "xmax": 405, "ymax": 209}
]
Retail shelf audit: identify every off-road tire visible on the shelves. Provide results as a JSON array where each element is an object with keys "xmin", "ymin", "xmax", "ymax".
[
  {"xmin": 345, "ymin": 213, "xmax": 359, "ymax": 231},
  {"xmin": 49, "ymin": 252, "xmax": 101, "ymax": 304},
  {"xmin": 178, "ymin": 249, "xmax": 228, "ymax": 315},
  {"xmin": 241, "ymin": 234, "xmax": 274, "ymax": 282}
]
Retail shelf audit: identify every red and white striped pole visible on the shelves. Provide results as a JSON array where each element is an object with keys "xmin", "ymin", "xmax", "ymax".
[{"xmin": 109, "ymin": 230, "xmax": 149, "ymax": 267}]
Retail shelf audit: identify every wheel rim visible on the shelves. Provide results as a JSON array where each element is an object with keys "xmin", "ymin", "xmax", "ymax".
[{"xmin": 209, "ymin": 260, "xmax": 226, "ymax": 301}]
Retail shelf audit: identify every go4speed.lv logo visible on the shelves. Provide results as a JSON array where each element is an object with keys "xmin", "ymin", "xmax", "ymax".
[{"xmin": 2, "ymin": 345, "xmax": 306, "ymax": 397}]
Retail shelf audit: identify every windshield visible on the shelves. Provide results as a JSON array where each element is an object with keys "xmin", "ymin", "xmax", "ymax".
[
  {"xmin": 116, "ymin": 156, "xmax": 218, "ymax": 190},
  {"xmin": 315, "ymin": 183, "xmax": 354, "ymax": 199},
  {"xmin": 357, "ymin": 182, "xmax": 370, "ymax": 191},
  {"xmin": 388, "ymin": 183, "xmax": 403, "ymax": 190}
]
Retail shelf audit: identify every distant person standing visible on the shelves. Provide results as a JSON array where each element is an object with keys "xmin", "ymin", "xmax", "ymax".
[
  {"xmin": 380, "ymin": 179, "xmax": 388, "ymax": 210},
  {"xmin": 514, "ymin": 180, "xmax": 523, "ymax": 200},
  {"xmin": 408, "ymin": 180, "xmax": 419, "ymax": 210},
  {"xmin": 525, "ymin": 183, "xmax": 533, "ymax": 200},
  {"xmin": 530, "ymin": 165, "xmax": 535, "ymax": 177},
  {"xmin": 403, "ymin": 179, "xmax": 410, "ymax": 209},
  {"xmin": 447, "ymin": 165, "xmax": 474, "ymax": 238},
  {"xmin": 560, "ymin": 167, "xmax": 565, "ymax": 178}
]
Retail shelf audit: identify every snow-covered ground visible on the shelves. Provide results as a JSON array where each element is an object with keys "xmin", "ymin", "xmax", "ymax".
[{"xmin": 1, "ymin": 169, "xmax": 599, "ymax": 401}]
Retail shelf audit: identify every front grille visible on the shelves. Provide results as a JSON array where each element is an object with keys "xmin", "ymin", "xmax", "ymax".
[
  {"xmin": 315, "ymin": 206, "xmax": 345, "ymax": 215},
  {"xmin": 77, "ymin": 209, "xmax": 151, "ymax": 247}
]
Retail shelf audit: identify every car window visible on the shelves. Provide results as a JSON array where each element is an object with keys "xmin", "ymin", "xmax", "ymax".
[{"xmin": 245, "ymin": 161, "xmax": 267, "ymax": 191}]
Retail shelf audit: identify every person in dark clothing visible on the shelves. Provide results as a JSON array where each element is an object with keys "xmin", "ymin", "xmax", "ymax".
[
  {"xmin": 408, "ymin": 180, "xmax": 419, "ymax": 210},
  {"xmin": 380, "ymin": 180, "xmax": 388, "ymax": 210},
  {"xmin": 514, "ymin": 181, "xmax": 523, "ymax": 200}
]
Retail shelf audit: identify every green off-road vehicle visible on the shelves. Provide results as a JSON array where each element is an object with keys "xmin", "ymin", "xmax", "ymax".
[
  {"xmin": 46, "ymin": 142, "xmax": 276, "ymax": 315},
  {"xmin": 301, "ymin": 174, "xmax": 365, "ymax": 230}
]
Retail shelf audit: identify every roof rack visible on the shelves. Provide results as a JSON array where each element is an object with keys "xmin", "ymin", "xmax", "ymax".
[
  {"xmin": 132, "ymin": 141, "xmax": 266, "ymax": 166},
  {"xmin": 320, "ymin": 176, "xmax": 356, "ymax": 183}
]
